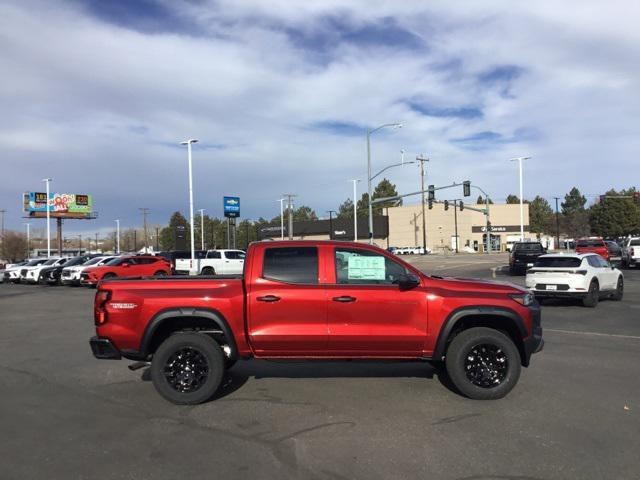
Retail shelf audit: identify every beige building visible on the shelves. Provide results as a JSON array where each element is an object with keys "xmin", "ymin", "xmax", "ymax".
[{"xmin": 387, "ymin": 202, "xmax": 530, "ymax": 253}]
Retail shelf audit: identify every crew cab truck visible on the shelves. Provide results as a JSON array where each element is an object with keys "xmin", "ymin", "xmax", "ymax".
[
  {"xmin": 621, "ymin": 237, "xmax": 640, "ymax": 268},
  {"xmin": 90, "ymin": 241, "xmax": 543, "ymax": 404},
  {"xmin": 509, "ymin": 242, "xmax": 546, "ymax": 275}
]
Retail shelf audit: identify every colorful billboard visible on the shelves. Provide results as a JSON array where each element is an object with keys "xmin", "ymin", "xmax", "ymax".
[
  {"xmin": 23, "ymin": 192, "xmax": 93, "ymax": 216},
  {"xmin": 223, "ymin": 196, "xmax": 240, "ymax": 218}
]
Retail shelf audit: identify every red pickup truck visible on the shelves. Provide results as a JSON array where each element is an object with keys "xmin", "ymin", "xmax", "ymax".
[{"xmin": 90, "ymin": 241, "xmax": 543, "ymax": 404}]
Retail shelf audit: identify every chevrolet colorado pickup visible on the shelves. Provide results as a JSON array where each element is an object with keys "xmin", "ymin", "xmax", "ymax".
[{"xmin": 90, "ymin": 241, "xmax": 543, "ymax": 404}]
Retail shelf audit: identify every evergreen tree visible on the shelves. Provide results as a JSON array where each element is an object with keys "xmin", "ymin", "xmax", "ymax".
[
  {"xmin": 506, "ymin": 194, "xmax": 520, "ymax": 204},
  {"xmin": 561, "ymin": 187, "xmax": 590, "ymax": 238},
  {"xmin": 357, "ymin": 179, "xmax": 401, "ymax": 216},
  {"xmin": 529, "ymin": 196, "xmax": 554, "ymax": 235},
  {"xmin": 160, "ymin": 211, "xmax": 189, "ymax": 250},
  {"xmin": 589, "ymin": 189, "xmax": 640, "ymax": 237},
  {"xmin": 337, "ymin": 198, "xmax": 354, "ymax": 219},
  {"xmin": 292, "ymin": 206, "xmax": 318, "ymax": 221},
  {"xmin": 476, "ymin": 195, "xmax": 494, "ymax": 204}
]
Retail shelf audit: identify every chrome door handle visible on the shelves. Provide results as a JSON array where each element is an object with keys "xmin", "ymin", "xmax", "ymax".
[
  {"xmin": 333, "ymin": 296, "xmax": 356, "ymax": 303},
  {"xmin": 257, "ymin": 295, "xmax": 281, "ymax": 302}
]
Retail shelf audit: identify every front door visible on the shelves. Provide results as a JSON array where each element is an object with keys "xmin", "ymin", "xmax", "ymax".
[
  {"xmin": 326, "ymin": 247, "xmax": 428, "ymax": 356},
  {"xmin": 247, "ymin": 246, "xmax": 328, "ymax": 355}
]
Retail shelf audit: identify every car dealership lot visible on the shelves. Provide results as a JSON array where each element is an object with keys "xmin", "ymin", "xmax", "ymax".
[{"xmin": 1, "ymin": 258, "xmax": 639, "ymax": 479}]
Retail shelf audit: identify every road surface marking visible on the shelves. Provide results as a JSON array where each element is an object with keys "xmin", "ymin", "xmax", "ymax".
[{"xmin": 546, "ymin": 328, "xmax": 640, "ymax": 340}]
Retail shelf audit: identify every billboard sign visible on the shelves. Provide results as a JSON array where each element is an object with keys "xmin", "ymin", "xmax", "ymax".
[
  {"xmin": 23, "ymin": 192, "xmax": 93, "ymax": 216},
  {"xmin": 223, "ymin": 196, "xmax": 240, "ymax": 218}
]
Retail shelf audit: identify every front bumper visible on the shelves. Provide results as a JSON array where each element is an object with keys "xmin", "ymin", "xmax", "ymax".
[{"xmin": 89, "ymin": 336, "xmax": 122, "ymax": 360}]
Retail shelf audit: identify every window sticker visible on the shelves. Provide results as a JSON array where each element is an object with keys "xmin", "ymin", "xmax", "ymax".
[{"xmin": 347, "ymin": 255, "xmax": 386, "ymax": 280}]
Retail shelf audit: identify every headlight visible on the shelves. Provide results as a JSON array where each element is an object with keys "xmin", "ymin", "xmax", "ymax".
[{"xmin": 510, "ymin": 292, "xmax": 535, "ymax": 306}]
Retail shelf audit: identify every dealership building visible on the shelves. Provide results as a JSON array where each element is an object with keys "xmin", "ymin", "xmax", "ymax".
[{"xmin": 259, "ymin": 202, "xmax": 530, "ymax": 252}]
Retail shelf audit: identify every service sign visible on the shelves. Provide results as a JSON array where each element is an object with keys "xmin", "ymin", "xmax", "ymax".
[
  {"xmin": 23, "ymin": 192, "xmax": 93, "ymax": 215},
  {"xmin": 223, "ymin": 196, "xmax": 240, "ymax": 218}
]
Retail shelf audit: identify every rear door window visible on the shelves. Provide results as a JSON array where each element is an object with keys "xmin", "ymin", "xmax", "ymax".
[
  {"xmin": 263, "ymin": 247, "xmax": 318, "ymax": 284},
  {"xmin": 225, "ymin": 251, "xmax": 246, "ymax": 260},
  {"xmin": 207, "ymin": 251, "xmax": 221, "ymax": 259}
]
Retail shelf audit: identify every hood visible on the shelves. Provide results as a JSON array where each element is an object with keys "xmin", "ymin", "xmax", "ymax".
[{"xmin": 430, "ymin": 275, "xmax": 526, "ymax": 294}]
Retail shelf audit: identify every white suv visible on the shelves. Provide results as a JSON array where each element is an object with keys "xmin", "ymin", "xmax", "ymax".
[
  {"xmin": 526, "ymin": 253, "xmax": 623, "ymax": 307},
  {"xmin": 23, "ymin": 257, "xmax": 69, "ymax": 284},
  {"xmin": 6, "ymin": 258, "xmax": 47, "ymax": 283}
]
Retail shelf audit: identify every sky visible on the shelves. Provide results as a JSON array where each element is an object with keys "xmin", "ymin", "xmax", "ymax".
[{"xmin": 1, "ymin": 0, "xmax": 639, "ymax": 237}]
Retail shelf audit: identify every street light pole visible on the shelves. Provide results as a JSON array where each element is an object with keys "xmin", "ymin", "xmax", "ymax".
[
  {"xmin": 327, "ymin": 210, "xmax": 337, "ymax": 240},
  {"xmin": 197, "ymin": 209, "xmax": 205, "ymax": 250},
  {"xmin": 277, "ymin": 199, "xmax": 285, "ymax": 240},
  {"xmin": 416, "ymin": 155, "xmax": 429, "ymax": 253},
  {"xmin": 367, "ymin": 123, "xmax": 402, "ymax": 244},
  {"xmin": 180, "ymin": 139, "xmax": 198, "ymax": 274},
  {"xmin": 553, "ymin": 196, "xmax": 561, "ymax": 250},
  {"xmin": 24, "ymin": 223, "xmax": 30, "ymax": 258},
  {"xmin": 351, "ymin": 179, "xmax": 360, "ymax": 241},
  {"xmin": 115, "ymin": 219, "xmax": 120, "ymax": 254},
  {"xmin": 510, "ymin": 157, "xmax": 531, "ymax": 241},
  {"xmin": 43, "ymin": 178, "xmax": 52, "ymax": 257}
]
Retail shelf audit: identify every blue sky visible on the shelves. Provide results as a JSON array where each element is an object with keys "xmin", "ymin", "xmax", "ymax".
[{"xmin": 1, "ymin": 0, "xmax": 639, "ymax": 237}]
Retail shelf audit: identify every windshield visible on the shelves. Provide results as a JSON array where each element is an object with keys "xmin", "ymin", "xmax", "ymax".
[
  {"xmin": 577, "ymin": 239, "xmax": 604, "ymax": 247},
  {"xmin": 534, "ymin": 257, "xmax": 582, "ymax": 268},
  {"xmin": 513, "ymin": 243, "xmax": 543, "ymax": 252},
  {"xmin": 64, "ymin": 256, "xmax": 86, "ymax": 267},
  {"xmin": 83, "ymin": 257, "xmax": 105, "ymax": 266}
]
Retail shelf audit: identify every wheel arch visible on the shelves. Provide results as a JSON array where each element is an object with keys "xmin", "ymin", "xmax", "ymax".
[
  {"xmin": 433, "ymin": 307, "xmax": 529, "ymax": 367},
  {"xmin": 139, "ymin": 307, "xmax": 238, "ymax": 363}
]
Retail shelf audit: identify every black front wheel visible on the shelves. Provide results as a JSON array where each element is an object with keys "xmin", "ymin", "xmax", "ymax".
[
  {"xmin": 611, "ymin": 276, "xmax": 624, "ymax": 301},
  {"xmin": 582, "ymin": 280, "xmax": 599, "ymax": 307},
  {"xmin": 445, "ymin": 327, "xmax": 521, "ymax": 400},
  {"xmin": 151, "ymin": 333, "xmax": 224, "ymax": 405}
]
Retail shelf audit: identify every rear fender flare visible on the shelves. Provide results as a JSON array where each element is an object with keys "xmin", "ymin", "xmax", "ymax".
[
  {"xmin": 433, "ymin": 306, "xmax": 527, "ymax": 364},
  {"xmin": 139, "ymin": 308, "xmax": 238, "ymax": 361}
]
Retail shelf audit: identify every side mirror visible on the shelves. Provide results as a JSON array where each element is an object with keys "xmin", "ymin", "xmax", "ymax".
[{"xmin": 398, "ymin": 273, "xmax": 420, "ymax": 291}]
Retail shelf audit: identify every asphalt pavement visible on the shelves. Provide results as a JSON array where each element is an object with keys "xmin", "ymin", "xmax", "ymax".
[{"xmin": 1, "ymin": 256, "xmax": 639, "ymax": 480}]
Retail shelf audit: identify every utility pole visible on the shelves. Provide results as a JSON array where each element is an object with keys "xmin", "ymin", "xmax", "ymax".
[
  {"xmin": 114, "ymin": 220, "xmax": 120, "ymax": 254},
  {"xmin": 453, "ymin": 200, "xmax": 459, "ymax": 253},
  {"xmin": 139, "ymin": 208, "xmax": 149, "ymax": 253},
  {"xmin": 0, "ymin": 209, "xmax": 5, "ymax": 254},
  {"xmin": 283, "ymin": 194, "xmax": 297, "ymax": 240},
  {"xmin": 553, "ymin": 196, "xmax": 561, "ymax": 250},
  {"xmin": 133, "ymin": 230, "xmax": 137, "ymax": 252},
  {"xmin": 416, "ymin": 155, "xmax": 429, "ymax": 254},
  {"xmin": 327, "ymin": 210, "xmax": 337, "ymax": 240},
  {"xmin": 155, "ymin": 226, "xmax": 160, "ymax": 251},
  {"xmin": 277, "ymin": 199, "xmax": 285, "ymax": 240}
]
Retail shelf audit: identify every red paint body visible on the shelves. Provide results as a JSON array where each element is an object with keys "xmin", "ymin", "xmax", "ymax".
[
  {"xmin": 82, "ymin": 255, "xmax": 171, "ymax": 286},
  {"xmin": 93, "ymin": 241, "xmax": 539, "ymax": 361},
  {"xmin": 575, "ymin": 238, "xmax": 609, "ymax": 261}
]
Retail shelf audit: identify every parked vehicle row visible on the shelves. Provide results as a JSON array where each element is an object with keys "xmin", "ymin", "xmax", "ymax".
[{"xmin": 389, "ymin": 246, "xmax": 430, "ymax": 255}]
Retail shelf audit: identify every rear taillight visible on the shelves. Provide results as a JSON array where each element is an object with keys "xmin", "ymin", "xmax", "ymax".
[{"xmin": 94, "ymin": 290, "xmax": 111, "ymax": 326}]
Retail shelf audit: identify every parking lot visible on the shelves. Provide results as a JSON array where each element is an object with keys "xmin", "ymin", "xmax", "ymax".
[{"xmin": 1, "ymin": 255, "xmax": 639, "ymax": 480}]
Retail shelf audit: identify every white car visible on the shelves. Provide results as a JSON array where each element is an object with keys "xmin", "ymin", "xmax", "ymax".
[
  {"xmin": 175, "ymin": 249, "xmax": 246, "ymax": 275},
  {"xmin": 61, "ymin": 256, "xmax": 116, "ymax": 286},
  {"xmin": 4, "ymin": 258, "xmax": 48, "ymax": 283},
  {"xmin": 396, "ymin": 246, "xmax": 428, "ymax": 255},
  {"xmin": 621, "ymin": 237, "xmax": 640, "ymax": 268},
  {"xmin": 526, "ymin": 253, "xmax": 623, "ymax": 307},
  {"xmin": 22, "ymin": 257, "xmax": 69, "ymax": 284}
]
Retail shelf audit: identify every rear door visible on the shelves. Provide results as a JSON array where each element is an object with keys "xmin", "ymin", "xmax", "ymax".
[
  {"xmin": 326, "ymin": 246, "xmax": 428, "ymax": 356},
  {"xmin": 247, "ymin": 246, "xmax": 328, "ymax": 355}
]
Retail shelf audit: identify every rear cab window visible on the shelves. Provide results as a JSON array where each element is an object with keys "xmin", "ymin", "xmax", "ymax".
[
  {"xmin": 513, "ymin": 243, "xmax": 543, "ymax": 253},
  {"xmin": 577, "ymin": 239, "xmax": 605, "ymax": 248},
  {"xmin": 262, "ymin": 247, "xmax": 318, "ymax": 284},
  {"xmin": 534, "ymin": 257, "xmax": 582, "ymax": 268}
]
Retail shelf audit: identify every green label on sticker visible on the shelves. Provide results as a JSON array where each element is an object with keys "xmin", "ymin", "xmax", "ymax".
[{"xmin": 347, "ymin": 256, "xmax": 385, "ymax": 280}]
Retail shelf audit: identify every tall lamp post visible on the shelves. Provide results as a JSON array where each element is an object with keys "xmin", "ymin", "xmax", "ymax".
[
  {"xmin": 510, "ymin": 156, "xmax": 531, "ymax": 241},
  {"xmin": 114, "ymin": 219, "xmax": 120, "ymax": 254},
  {"xmin": 367, "ymin": 123, "xmax": 402, "ymax": 244},
  {"xmin": 197, "ymin": 209, "xmax": 205, "ymax": 250},
  {"xmin": 23, "ymin": 223, "xmax": 30, "ymax": 258},
  {"xmin": 180, "ymin": 139, "xmax": 198, "ymax": 274},
  {"xmin": 350, "ymin": 179, "xmax": 360, "ymax": 241},
  {"xmin": 277, "ymin": 199, "xmax": 285, "ymax": 240},
  {"xmin": 42, "ymin": 178, "xmax": 52, "ymax": 257}
]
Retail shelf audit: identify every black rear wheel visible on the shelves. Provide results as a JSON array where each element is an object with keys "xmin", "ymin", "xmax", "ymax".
[
  {"xmin": 445, "ymin": 327, "xmax": 521, "ymax": 400},
  {"xmin": 611, "ymin": 276, "xmax": 624, "ymax": 301},
  {"xmin": 151, "ymin": 333, "xmax": 224, "ymax": 405},
  {"xmin": 201, "ymin": 267, "xmax": 215, "ymax": 275},
  {"xmin": 153, "ymin": 270, "xmax": 167, "ymax": 277},
  {"xmin": 582, "ymin": 280, "xmax": 599, "ymax": 307}
]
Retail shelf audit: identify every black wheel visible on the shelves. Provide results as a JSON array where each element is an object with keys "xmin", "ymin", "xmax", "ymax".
[
  {"xmin": 151, "ymin": 333, "xmax": 224, "ymax": 405},
  {"xmin": 611, "ymin": 276, "xmax": 624, "ymax": 301},
  {"xmin": 201, "ymin": 267, "xmax": 215, "ymax": 275},
  {"xmin": 153, "ymin": 270, "xmax": 167, "ymax": 277},
  {"xmin": 102, "ymin": 273, "xmax": 116, "ymax": 280},
  {"xmin": 445, "ymin": 327, "xmax": 521, "ymax": 400},
  {"xmin": 582, "ymin": 280, "xmax": 599, "ymax": 307}
]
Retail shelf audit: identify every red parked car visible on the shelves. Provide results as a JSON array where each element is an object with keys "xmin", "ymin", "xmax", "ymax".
[
  {"xmin": 90, "ymin": 241, "xmax": 543, "ymax": 404},
  {"xmin": 575, "ymin": 238, "xmax": 609, "ymax": 261},
  {"xmin": 81, "ymin": 255, "xmax": 171, "ymax": 286}
]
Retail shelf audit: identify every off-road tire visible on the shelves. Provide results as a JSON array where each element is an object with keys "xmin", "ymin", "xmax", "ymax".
[
  {"xmin": 151, "ymin": 333, "xmax": 224, "ymax": 405},
  {"xmin": 445, "ymin": 327, "xmax": 521, "ymax": 400},
  {"xmin": 582, "ymin": 280, "xmax": 599, "ymax": 307},
  {"xmin": 201, "ymin": 267, "xmax": 215, "ymax": 275}
]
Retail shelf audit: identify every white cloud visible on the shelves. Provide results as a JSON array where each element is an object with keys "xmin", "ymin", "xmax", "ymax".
[{"xmin": 0, "ymin": 0, "xmax": 638, "ymax": 233}]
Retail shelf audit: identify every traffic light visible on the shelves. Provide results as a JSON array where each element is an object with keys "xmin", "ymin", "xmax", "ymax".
[
  {"xmin": 428, "ymin": 184, "xmax": 435, "ymax": 200},
  {"xmin": 444, "ymin": 200, "xmax": 449, "ymax": 211},
  {"xmin": 463, "ymin": 180, "xmax": 471, "ymax": 197},
  {"xmin": 428, "ymin": 199, "xmax": 433, "ymax": 210},
  {"xmin": 459, "ymin": 201, "xmax": 464, "ymax": 211}
]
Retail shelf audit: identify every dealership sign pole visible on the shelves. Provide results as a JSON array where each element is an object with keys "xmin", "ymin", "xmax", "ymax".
[{"xmin": 43, "ymin": 178, "xmax": 52, "ymax": 257}]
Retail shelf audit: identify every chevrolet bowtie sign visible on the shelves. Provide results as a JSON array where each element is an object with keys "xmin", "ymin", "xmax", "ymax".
[{"xmin": 223, "ymin": 196, "xmax": 240, "ymax": 218}]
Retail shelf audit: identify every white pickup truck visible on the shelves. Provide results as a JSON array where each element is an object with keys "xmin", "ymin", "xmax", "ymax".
[
  {"xmin": 175, "ymin": 249, "xmax": 246, "ymax": 275},
  {"xmin": 621, "ymin": 237, "xmax": 640, "ymax": 268}
]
